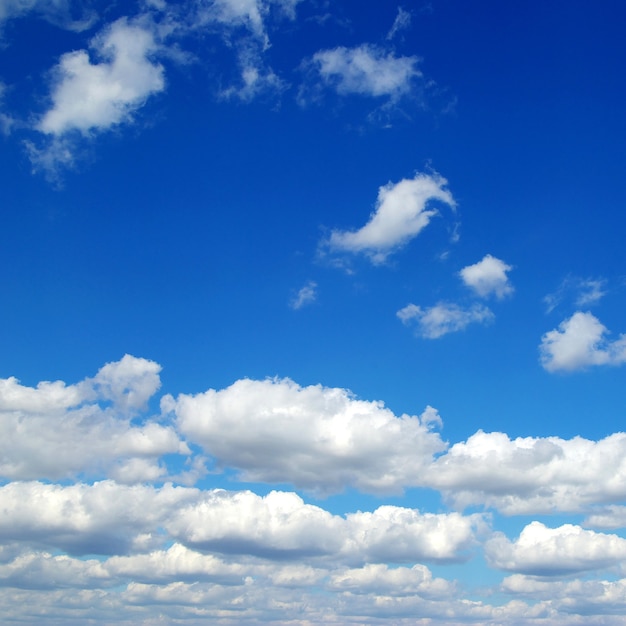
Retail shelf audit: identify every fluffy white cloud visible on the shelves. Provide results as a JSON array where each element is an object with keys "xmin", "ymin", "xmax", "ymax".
[
  {"xmin": 290, "ymin": 280, "xmax": 317, "ymax": 309},
  {"xmin": 540, "ymin": 311, "xmax": 626, "ymax": 372},
  {"xmin": 502, "ymin": 574, "xmax": 626, "ymax": 616},
  {"xmin": 167, "ymin": 489, "xmax": 481, "ymax": 564},
  {"xmin": 38, "ymin": 17, "xmax": 165, "ymax": 136},
  {"xmin": 0, "ymin": 355, "xmax": 187, "ymax": 480},
  {"xmin": 166, "ymin": 377, "xmax": 446, "ymax": 494},
  {"xmin": 308, "ymin": 44, "xmax": 421, "ymax": 100},
  {"xmin": 486, "ymin": 521, "xmax": 626, "ymax": 575},
  {"xmin": 428, "ymin": 430, "xmax": 626, "ymax": 514},
  {"xmin": 0, "ymin": 551, "xmax": 109, "ymax": 589},
  {"xmin": 329, "ymin": 563, "xmax": 452, "ymax": 597},
  {"xmin": 397, "ymin": 302, "xmax": 494, "ymax": 338},
  {"xmin": 459, "ymin": 254, "xmax": 514, "ymax": 299},
  {"xmin": 322, "ymin": 172, "xmax": 455, "ymax": 264},
  {"xmin": 0, "ymin": 481, "xmax": 199, "ymax": 555}
]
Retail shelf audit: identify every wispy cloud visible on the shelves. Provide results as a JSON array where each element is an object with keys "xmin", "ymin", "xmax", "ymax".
[
  {"xmin": 301, "ymin": 43, "xmax": 422, "ymax": 105},
  {"xmin": 397, "ymin": 302, "xmax": 494, "ymax": 339},
  {"xmin": 386, "ymin": 7, "xmax": 411, "ymax": 41},
  {"xmin": 290, "ymin": 280, "xmax": 317, "ymax": 310}
]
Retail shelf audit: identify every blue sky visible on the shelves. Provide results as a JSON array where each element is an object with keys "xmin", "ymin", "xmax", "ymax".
[{"xmin": 2, "ymin": 0, "xmax": 626, "ymax": 623}]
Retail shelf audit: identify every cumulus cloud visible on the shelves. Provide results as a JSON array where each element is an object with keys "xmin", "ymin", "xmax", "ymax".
[
  {"xmin": 539, "ymin": 311, "xmax": 626, "ymax": 372},
  {"xmin": 329, "ymin": 563, "xmax": 453, "ymax": 597},
  {"xmin": 322, "ymin": 172, "xmax": 456, "ymax": 264},
  {"xmin": 38, "ymin": 17, "xmax": 165, "ymax": 136},
  {"xmin": 0, "ymin": 355, "xmax": 188, "ymax": 481},
  {"xmin": 290, "ymin": 280, "xmax": 317, "ymax": 309},
  {"xmin": 166, "ymin": 377, "xmax": 446, "ymax": 495},
  {"xmin": 305, "ymin": 44, "xmax": 421, "ymax": 102},
  {"xmin": 428, "ymin": 429, "xmax": 626, "ymax": 514},
  {"xmin": 486, "ymin": 521, "xmax": 626, "ymax": 576},
  {"xmin": 0, "ymin": 481, "xmax": 199, "ymax": 555},
  {"xmin": 397, "ymin": 302, "xmax": 494, "ymax": 338},
  {"xmin": 459, "ymin": 254, "xmax": 514, "ymax": 299},
  {"xmin": 167, "ymin": 490, "xmax": 481, "ymax": 564}
]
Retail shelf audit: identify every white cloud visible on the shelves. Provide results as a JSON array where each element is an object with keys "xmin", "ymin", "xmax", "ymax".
[
  {"xmin": 486, "ymin": 521, "xmax": 626, "ymax": 576},
  {"xmin": 386, "ymin": 7, "xmax": 412, "ymax": 41},
  {"xmin": 544, "ymin": 276, "xmax": 607, "ymax": 313},
  {"xmin": 307, "ymin": 44, "xmax": 421, "ymax": 101},
  {"xmin": 0, "ymin": 355, "xmax": 188, "ymax": 481},
  {"xmin": 459, "ymin": 254, "xmax": 514, "ymax": 299},
  {"xmin": 167, "ymin": 489, "xmax": 481, "ymax": 564},
  {"xmin": 329, "ymin": 563, "xmax": 453, "ymax": 597},
  {"xmin": 290, "ymin": 280, "xmax": 317, "ymax": 309},
  {"xmin": 539, "ymin": 311, "xmax": 626, "ymax": 372},
  {"xmin": 322, "ymin": 172, "xmax": 456, "ymax": 264},
  {"xmin": 584, "ymin": 506, "xmax": 626, "ymax": 530},
  {"xmin": 576, "ymin": 278, "xmax": 608, "ymax": 307},
  {"xmin": 502, "ymin": 574, "xmax": 626, "ymax": 616},
  {"xmin": 38, "ymin": 17, "xmax": 165, "ymax": 136},
  {"xmin": 397, "ymin": 302, "xmax": 494, "ymax": 338},
  {"xmin": 428, "ymin": 429, "xmax": 626, "ymax": 514},
  {"xmin": 166, "ymin": 377, "xmax": 446, "ymax": 495},
  {"xmin": 0, "ymin": 0, "xmax": 96, "ymax": 31},
  {"xmin": 0, "ymin": 481, "xmax": 199, "ymax": 555}
]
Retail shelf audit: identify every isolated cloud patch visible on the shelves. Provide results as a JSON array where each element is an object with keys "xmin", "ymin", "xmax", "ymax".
[
  {"xmin": 397, "ymin": 302, "xmax": 494, "ymax": 339},
  {"xmin": 486, "ymin": 521, "xmax": 626, "ymax": 576},
  {"xmin": 459, "ymin": 254, "xmax": 514, "ymax": 299},
  {"xmin": 322, "ymin": 172, "xmax": 455, "ymax": 264},
  {"xmin": 307, "ymin": 44, "xmax": 421, "ymax": 101},
  {"xmin": 540, "ymin": 311, "xmax": 626, "ymax": 372},
  {"xmin": 290, "ymin": 280, "xmax": 317, "ymax": 309},
  {"xmin": 166, "ymin": 378, "xmax": 446, "ymax": 495},
  {"xmin": 38, "ymin": 17, "xmax": 164, "ymax": 136}
]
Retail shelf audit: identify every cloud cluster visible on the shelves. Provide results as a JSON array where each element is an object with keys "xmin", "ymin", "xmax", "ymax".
[
  {"xmin": 4, "ymin": 356, "xmax": 626, "ymax": 622},
  {"xmin": 397, "ymin": 253, "xmax": 512, "ymax": 339}
]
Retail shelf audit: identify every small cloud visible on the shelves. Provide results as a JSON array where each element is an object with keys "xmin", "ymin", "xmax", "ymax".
[
  {"xmin": 576, "ymin": 278, "xmax": 607, "ymax": 307},
  {"xmin": 37, "ymin": 18, "xmax": 165, "ymax": 137},
  {"xmin": 459, "ymin": 254, "xmax": 514, "ymax": 299},
  {"xmin": 386, "ymin": 7, "xmax": 412, "ymax": 40},
  {"xmin": 290, "ymin": 281, "xmax": 317, "ymax": 310},
  {"xmin": 321, "ymin": 171, "xmax": 456, "ymax": 265},
  {"xmin": 397, "ymin": 302, "xmax": 494, "ymax": 339},
  {"xmin": 301, "ymin": 43, "xmax": 422, "ymax": 104},
  {"xmin": 539, "ymin": 311, "xmax": 626, "ymax": 372}
]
